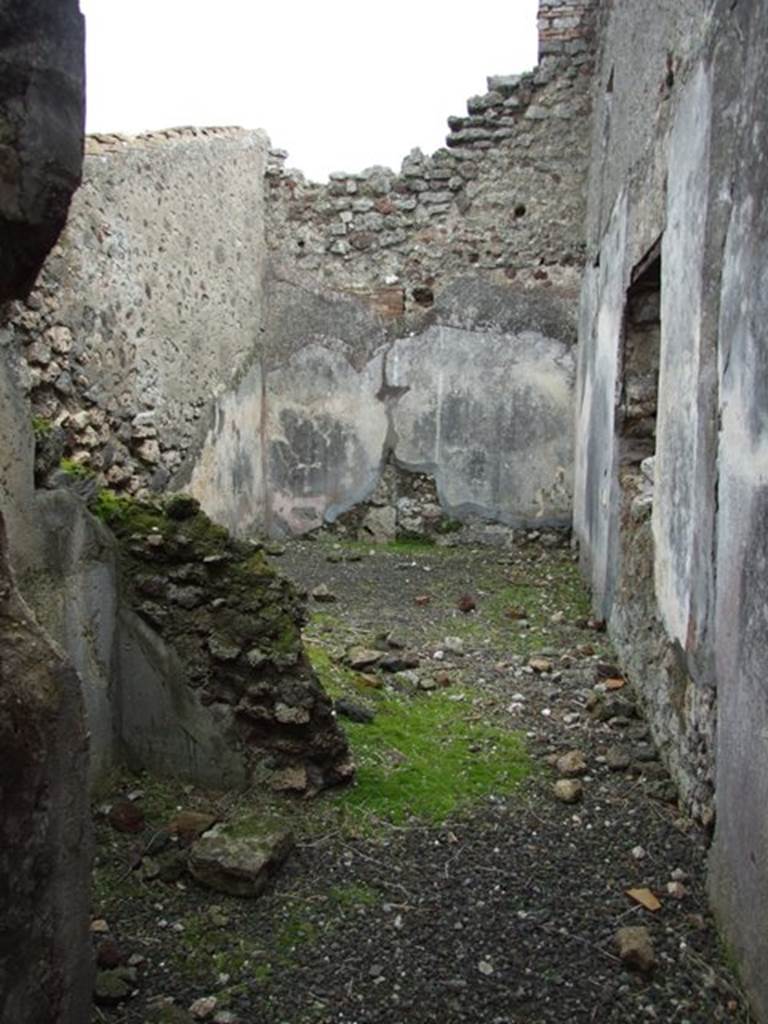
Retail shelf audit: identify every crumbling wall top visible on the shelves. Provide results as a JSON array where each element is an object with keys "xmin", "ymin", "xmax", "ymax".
[{"xmin": 84, "ymin": 124, "xmax": 254, "ymax": 155}]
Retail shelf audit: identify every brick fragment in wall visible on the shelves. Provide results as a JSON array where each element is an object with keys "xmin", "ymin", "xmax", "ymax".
[{"xmin": 346, "ymin": 286, "xmax": 405, "ymax": 319}]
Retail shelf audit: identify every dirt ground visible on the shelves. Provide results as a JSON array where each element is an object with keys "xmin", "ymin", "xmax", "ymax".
[{"xmin": 91, "ymin": 536, "xmax": 753, "ymax": 1024}]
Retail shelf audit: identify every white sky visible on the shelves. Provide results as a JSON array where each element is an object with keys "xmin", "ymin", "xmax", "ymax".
[{"xmin": 80, "ymin": 0, "xmax": 539, "ymax": 182}]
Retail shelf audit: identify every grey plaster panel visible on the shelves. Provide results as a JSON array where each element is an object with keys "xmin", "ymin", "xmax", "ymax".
[
  {"xmin": 653, "ymin": 64, "xmax": 712, "ymax": 648},
  {"xmin": 572, "ymin": 190, "xmax": 628, "ymax": 615},
  {"xmin": 189, "ymin": 361, "xmax": 266, "ymax": 536},
  {"xmin": 389, "ymin": 325, "xmax": 574, "ymax": 525},
  {"xmin": 117, "ymin": 608, "xmax": 248, "ymax": 789},
  {"xmin": 710, "ymin": 7, "xmax": 768, "ymax": 1012},
  {"xmin": 265, "ymin": 342, "xmax": 388, "ymax": 534}
]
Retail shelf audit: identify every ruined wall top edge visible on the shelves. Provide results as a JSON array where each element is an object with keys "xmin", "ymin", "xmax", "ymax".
[{"xmin": 85, "ymin": 125, "xmax": 269, "ymax": 155}]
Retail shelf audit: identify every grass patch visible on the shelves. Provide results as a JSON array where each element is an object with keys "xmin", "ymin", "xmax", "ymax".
[
  {"xmin": 443, "ymin": 557, "xmax": 597, "ymax": 656},
  {"xmin": 306, "ymin": 642, "xmax": 530, "ymax": 827},
  {"xmin": 304, "ymin": 642, "xmax": 368, "ymax": 699},
  {"xmin": 338, "ymin": 689, "xmax": 530, "ymax": 825}
]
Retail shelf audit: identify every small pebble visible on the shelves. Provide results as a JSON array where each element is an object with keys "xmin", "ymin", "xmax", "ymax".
[
  {"xmin": 190, "ymin": 995, "xmax": 218, "ymax": 1019},
  {"xmin": 553, "ymin": 779, "xmax": 584, "ymax": 804}
]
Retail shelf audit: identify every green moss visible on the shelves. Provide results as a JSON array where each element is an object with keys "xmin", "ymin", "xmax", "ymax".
[
  {"xmin": 91, "ymin": 488, "xmax": 138, "ymax": 525},
  {"xmin": 129, "ymin": 771, "xmax": 187, "ymax": 821},
  {"xmin": 31, "ymin": 415, "xmax": 53, "ymax": 439},
  {"xmin": 276, "ymin": 911, "xmax": 319, "ymax": 952},
  {"xmin": 305, "ymin": 643, "xmax": 363, "ymax": 699},
  {"xmin": 170, "ymin": 911, "xmax": 267, "ymax": 982},
  {"xmin": 90, "ymin": 488, "xmax": 165, "ymax": 532},
  {"xmin": 59, "ymin": 456, "xmax": 95, "ymax": 479},
  {"xmin": 307, "ymin": 642, "xmax": 530, "ymax": 827},
  {"xmin": 271, "ymin": 618, "xmax": 302, "ymax": 654},
  {"xmin": 385, "ymin": 537, "xmax": 436, "ymax": 553},
  {"xmin": 340, "ymin": 690, "xmax": 530, "ymax": 826},
  {"xmin": 252, "ymin": 962, "xmax": 273, "ymax": 985}
]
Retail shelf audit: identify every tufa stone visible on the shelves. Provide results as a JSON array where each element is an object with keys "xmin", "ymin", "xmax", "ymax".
[
  {"xmin": 615, "ymin": 926, "xmax": 656, "ymax": 975},
  {"xmin": 188, "ymin": 832, "xmax": 294, "ymax": 898}
]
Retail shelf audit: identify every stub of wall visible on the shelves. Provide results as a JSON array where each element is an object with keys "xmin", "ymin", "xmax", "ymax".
[{"xmin": 21, "ymin": 490, "xmax": 121, "ymax": 782}]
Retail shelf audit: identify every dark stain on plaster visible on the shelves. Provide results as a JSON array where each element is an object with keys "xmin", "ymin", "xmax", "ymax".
[{"xmin": 269, "ymin": 409, "xmax": 366, "ymax": 501}]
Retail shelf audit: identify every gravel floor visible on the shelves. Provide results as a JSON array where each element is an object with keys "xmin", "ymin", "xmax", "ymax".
[{"xmin": 91, "ymin": 538, "xmax": 752, "ymax": 1024}]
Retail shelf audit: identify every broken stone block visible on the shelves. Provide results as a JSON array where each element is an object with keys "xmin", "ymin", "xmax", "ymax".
[
  {"xmin": 529, "ymin": 657, "xmax": 554, "ymax": 673},
  {"xmin": 606, "ymin": 746, "xmax": 632, "ymax": 772},
  {"xmin": 108, "ymin": 800, "xmax": 145, "ymax": 834},
  {"xmin": 361, "ymin": 505, "xmax": 396, "ymax": 542},
  {"xmin": 615, "ymin": 926, "xmax": 656, "ymax": 975},
  {"xmin": 94, "ymin": 967, "xmax": 136, "ymax": 1006},
  {"xmin": 347, "ymin": 646, "xmax": 384, "ymax": 669},
  {"xmin": 168, "ymin": 811, "xmax": 218, "ymax": 841},
  {"xmin": 335, "ymin": 699, "xmax": 376, "ymax": 723},
  {"xmin": 188, "ymin": 832, "xmax": 294, "ymax": 898}
]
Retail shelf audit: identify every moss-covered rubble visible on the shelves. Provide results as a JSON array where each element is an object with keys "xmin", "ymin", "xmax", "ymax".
[{"xmin": 93, "ymin": 490, "xmax": 353, "ymax": 794}]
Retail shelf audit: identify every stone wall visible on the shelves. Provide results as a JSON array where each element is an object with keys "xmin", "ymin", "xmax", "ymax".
[
  {"xmin": 7, "ymin": 126, "xmax": 268, "ymax": 500},
  {"xmin": 6, "ymin": 1, "xmax": 596, "ymax": 540},
  {"xmin": 263, "ymin": 9, "xmax": 596, "ymax": 306},
  {"xmin": 6, "ymin": 126, "xmax": 268, "ymax": 499},
  {"xmin": 573, "ymin": 0, "xmax": 768, "ymax": 1017},
  {"xmin": 238, "ymin": 0, "xmax": 596, "ymax": 536}
]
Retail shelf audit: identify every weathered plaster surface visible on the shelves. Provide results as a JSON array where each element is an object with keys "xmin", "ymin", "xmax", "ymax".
[
  {"xmin": 22, "ymin": 490, "xmax": 120, "ymax": 781},
  {"xmin": 266, "ymin": 343, "xmax": 388, "ymax": 532},
  {"xmin": 653, "ymin": 64, "xmax": 712, "ymax": 649},
  {"xmin": 192, "ymin": 308, "xmax": 575, "ymax": 537},
  {"xmin": 188, "ymin": 361, "xmax": 266, "ymax": 536},
  {"xmin": 390, "ymin": 324, "xmax": 573, "ymax": 525},
  {"xmin": 575, "ymin": 0, "xmax": 768, "ymax": 1016},
  {"xmin": 708, "ymin": 4, "xmax": 768, "ymax": 1014},
  {"xmin": 572, "ymin": 191, "xmax": 626, "ymax": 615},
  {"xmin": 117, "ymin": 608, "xmax": 248, "ymax": 788}
]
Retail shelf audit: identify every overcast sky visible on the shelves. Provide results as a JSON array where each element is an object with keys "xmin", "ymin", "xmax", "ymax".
[{"xmin": 80, "ymin": 0, "xmax": 539, "ymax": 182}]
